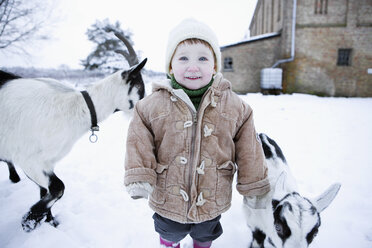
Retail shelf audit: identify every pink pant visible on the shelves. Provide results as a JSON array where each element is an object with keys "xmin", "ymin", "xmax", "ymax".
[{"xmin": 160, "ymin": 236, "xmax": 212, "ymax": 248}]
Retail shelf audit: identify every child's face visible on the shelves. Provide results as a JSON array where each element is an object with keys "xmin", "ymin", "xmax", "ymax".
[{"xmin": 170, "ymin": 42, "xmax": 216, "ymax": 90}]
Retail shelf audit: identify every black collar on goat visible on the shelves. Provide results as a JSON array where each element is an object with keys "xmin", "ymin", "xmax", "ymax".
[{"xmin": 80, "ymin": 90, "xmax": 99, "ymax": 142}]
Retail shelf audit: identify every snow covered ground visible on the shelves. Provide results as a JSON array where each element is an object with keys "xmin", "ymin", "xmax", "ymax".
[{"xmin": 1, "ymin": 88, "xmax": 371, "ymax": 247}]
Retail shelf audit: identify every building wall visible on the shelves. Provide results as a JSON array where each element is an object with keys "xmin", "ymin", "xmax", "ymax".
[
  {"xmin": 250, "ymin": 0, "xmax": 283, "ymax": 36},
  {"xmin": 221, "ymin": 36, "xmax": 281, "ymax": 93},
  {"xmin": 296, "ymin": 0, "xmax": 348, "ymax": 26},
  {"xmin": 286, "ymin": 26, "xmax": 372, "ymax": 96},
  {"xmin": 285, "ymin": 0, "xmax": 372, "ymax": 97},
  {"xmin": 223, "ymin": 0, "xmax": 372, "ymax": 97}
]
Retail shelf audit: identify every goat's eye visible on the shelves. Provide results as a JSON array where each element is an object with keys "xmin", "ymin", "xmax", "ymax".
[
  {"xmin": 312, "ymin": 229, "xmax": 318, "ymax": 239},
  {"xmin": 275, "ymin": 223, "xmax": 283, "ymax": 234},
  {"xmin": 306, "ymin": 227, "xmax": 319, "ymax": 244}
]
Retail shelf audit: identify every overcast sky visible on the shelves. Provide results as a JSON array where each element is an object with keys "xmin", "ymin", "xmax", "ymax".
[{"xmin": 1, "ymin": 0, "xmax": 258, "ymax": 72}]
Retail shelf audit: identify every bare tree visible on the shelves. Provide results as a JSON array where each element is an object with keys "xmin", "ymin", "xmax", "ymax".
[{"xmin": 0, "ymin": 0, "xmax": 54, "ymax": 52}]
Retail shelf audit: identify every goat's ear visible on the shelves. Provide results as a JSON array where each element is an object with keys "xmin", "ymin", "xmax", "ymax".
[
  {"xmin": 272, "ymin": 199, "xmax": 280, "ymax": 209},
  {"xmin": 311, "ymin": 183, "xmax": 341, "ymax": 212},
  {"xmin": 273, "ymin": 172, "xmax": 287, "ymax": 200},
  {"xmin": 129, "ymin": 58, "xmax": 147, "ymax": 76}
]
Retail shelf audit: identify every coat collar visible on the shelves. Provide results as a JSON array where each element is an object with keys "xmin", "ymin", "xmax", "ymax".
[
  {"xmin": 152, "ymin": 73, "xmax": 231, "ymax": 94},
  {"xmin": 151, "ymin": 73, "xmax": 232, "ymax": 113},
  {"xmin": 210, "ymin": 73, "xmax": 231, "ymax": 94}
]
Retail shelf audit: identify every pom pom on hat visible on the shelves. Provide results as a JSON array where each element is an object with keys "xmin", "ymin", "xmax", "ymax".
[{"xmin": 165, "ymin": 18, "xmax": 221, "ymax": 76}]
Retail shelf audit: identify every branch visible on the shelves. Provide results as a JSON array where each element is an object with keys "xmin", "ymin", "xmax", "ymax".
[
  {"xmin": 0, "ymin": 0, "xmax": 51, "ymax": 52},
  {"xmin": 0, "ymin": 22, "xmax": 39, "ymax": 49}
]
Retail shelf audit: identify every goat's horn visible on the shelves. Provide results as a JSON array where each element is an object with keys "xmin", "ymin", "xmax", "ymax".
[
  {"xmin": 115, "ymin": 49, "xmax": 131, "ymax": 64},
  {"xmin": 114, "ymin": 32, "xmax": 139, "ymax": 66}
]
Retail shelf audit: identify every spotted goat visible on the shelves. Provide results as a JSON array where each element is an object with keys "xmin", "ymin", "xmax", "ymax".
[
  {"xmin": 0, "ymin": 31, "xmax": 146, "ymax": 232},
  {"xmin": 243, "ymin": 133, "xmax": 341, "ymax": 248}
]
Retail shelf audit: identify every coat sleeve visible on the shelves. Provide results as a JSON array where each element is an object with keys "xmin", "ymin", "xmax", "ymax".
[
  {"xmin": 124, "ymin": 102, "xmax": 157, "ymax": 186},
  {"xmin": 234, "ymin": 103, "xmax": 270, "ymax": 197}
]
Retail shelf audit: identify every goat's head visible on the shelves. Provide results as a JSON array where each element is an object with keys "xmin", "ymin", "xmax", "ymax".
[
  {"xmin": 109, "ymin": 30, "xmax": 146, "ymax": 114},
  {"xmin": 247, "ymin": 134, "xmax": 341, "ymax": 248},
  {"xmin": 271, "ymin": 174, "xmax": 341, "ymax": 248},
  {"xmin": 119, "ymin": 58, "xmax": 146, "ymax": 112}
]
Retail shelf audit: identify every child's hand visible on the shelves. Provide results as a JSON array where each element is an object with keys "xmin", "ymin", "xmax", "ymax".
[
  {"xmin": 126, "ymin": 182, "xmax": 153, "ymax": 200},
  {"xmin": 244, "ymin": 192, "xmax": 271, "ymax": 209}
]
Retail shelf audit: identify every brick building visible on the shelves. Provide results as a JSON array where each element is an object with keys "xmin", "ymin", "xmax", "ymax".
[{"xmin": 221, "ymin": 0, "xmax": 372, "ymax": 97}]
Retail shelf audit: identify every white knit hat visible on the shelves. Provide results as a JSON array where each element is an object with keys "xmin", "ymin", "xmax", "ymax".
[{"xmin": 165, "ymin": 18, "xmax": 221, "ymax": 76}]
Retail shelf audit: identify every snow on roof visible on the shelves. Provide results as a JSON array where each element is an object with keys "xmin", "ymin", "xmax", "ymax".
[{"xmin": 221, "ymin": 31, "xmax": 281, "ymax": 50}]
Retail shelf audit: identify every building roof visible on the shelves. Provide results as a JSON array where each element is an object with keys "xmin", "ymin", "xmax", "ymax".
[{"xmin": 221, "ymin": 31, "xmax": 281, "ymax": 50}]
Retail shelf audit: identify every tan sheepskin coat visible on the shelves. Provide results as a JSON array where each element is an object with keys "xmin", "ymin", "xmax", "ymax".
[{"xmin": 124, "ymin": 73, "xmax": 270, "ymax": 223}]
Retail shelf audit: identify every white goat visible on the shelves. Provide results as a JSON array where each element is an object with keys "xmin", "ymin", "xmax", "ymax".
[
  {"xmin": 244, "ymin": 133, "xmax": 341, "ymax": 248},
  {"xmin": 0, "ymin": 58, "xmax": 146, "ymax": 231}
]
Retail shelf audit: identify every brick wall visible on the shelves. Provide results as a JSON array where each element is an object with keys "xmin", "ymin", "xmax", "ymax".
[
  {"xmin": 284, "ymin": 0, "xmax": 372, "ymax": 97},
  {"xmin": 250, "ymin": 0, "xmax": 283, "ymax": 36},
  {"xmin": 221, "ymin": 35, "xmax": 281, "ymax": 93},
  {"xmin": 285, "ymin": 26, "xmax": 372, "ymax": 97}
]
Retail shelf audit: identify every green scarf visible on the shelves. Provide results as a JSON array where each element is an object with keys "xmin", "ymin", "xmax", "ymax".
[{"xmin": 171, "ymin": 75, "xmax": 213, "ymax": 110}]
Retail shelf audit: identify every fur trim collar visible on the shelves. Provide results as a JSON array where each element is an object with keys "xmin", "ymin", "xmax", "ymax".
[{"xmin": 152, "ymin": 79, "xmax": 196, "ymax": 112}]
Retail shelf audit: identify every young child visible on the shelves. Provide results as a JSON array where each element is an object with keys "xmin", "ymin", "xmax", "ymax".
[{"xmin": 124, "ymin": 18, "xmax": 270, "ymax": 248}]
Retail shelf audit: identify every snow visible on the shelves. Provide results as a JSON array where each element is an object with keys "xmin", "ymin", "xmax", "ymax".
[
  {"xmin": 221, "ymin": 32, "xmax": 280, "ymax": 49},
  {"xmin": 1, "ymin": 89, "xmax": 372, "ymax": 248}
]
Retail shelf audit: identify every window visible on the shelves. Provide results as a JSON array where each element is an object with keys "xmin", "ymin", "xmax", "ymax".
[
  {"xmin": 223, "ymin": 57, "xmax": 233, "ymax": 71},
  {"xmin": 337, "ymin": 49, "xmax": 352, "ymax": 66},
  {"xmin": 314, "ymin": 0, "xmax": 328, "ymax": 14}
]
